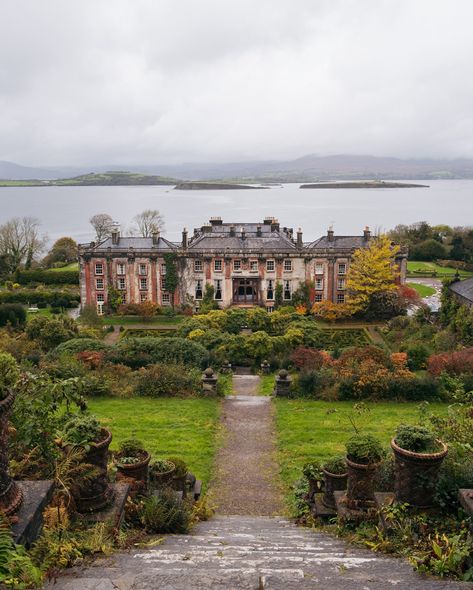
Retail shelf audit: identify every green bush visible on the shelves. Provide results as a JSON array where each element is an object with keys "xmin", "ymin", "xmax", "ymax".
[
  {"xmin": 14, "ymin": 269, "xmax": 79, "ymax": 285},
  {"xmin": 323, "ymin": 456, "xmax": 346, "ymax": 474},
  {"xmin": 0, "ymin": 303, "xmax": 26, "ymax": 328},
  {"xmin": 139, "ymin": 489, "xmax": 190, "ymax": 533},
  {"xmin": 26, "ymin": 316, "xmax": 76, "ymax": 350},
  {"xmin": 346, "ymin": 434, "xmax": 383, "ymax": 464},
  {"xmin": 54, "ymin": 338, "xmax": 111, "ymax": 355},
  {"xmin": 395, "ymin": 424, "xmax": 439, "ymax": 453},
  {"xmin": 436, "ymin": 445, "xmax": 473, "ymax": 510},
  {"xmin": 0, "ymin": 352, "xmax": 20, "ymax": 400},
  {"xmin": 110, "ymin": 337, "xmax": 208, "ymax": 369},
  {"xmin": 134, "ymin": 363, "xmax": 201, "ymax": 397},
  {"xmin": 405, "ymin": 343, "xmax": 431, "ymax": 370},
  {"xmin": 0, "ymin": 289, "xmax": 79, "ymax": 307},
  {"xmin": 58, "ymin": 414, "xmax": 103, "ymax": 447}
]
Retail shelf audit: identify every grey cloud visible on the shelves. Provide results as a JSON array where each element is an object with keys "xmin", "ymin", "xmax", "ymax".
[{"xmin": 1, "ymin": 0, "xmax": 473, "ymax": 166}]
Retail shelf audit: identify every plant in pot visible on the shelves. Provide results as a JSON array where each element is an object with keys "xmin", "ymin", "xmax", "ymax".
[
  {"xmin": 57, "ymin": 414, "xmax": 114, "ymax": 512},
  {"xmin": 322, "ymin": 456, "xmax": 347, "ymax": 509},
  {"xmin": 0, "ymin": 352, "xmax": 23, "ymax": 515},
  {"xmin": 391, "ymin": 424, "xmax": 448, "ymax": 507},
  {"xmin": 345, "ymin": 434, "xmax": 383, "ymax": 509},
  {"xmin": 149, "ymin": 459, "xmax": 175, "ymax": 491},
  {"xmin": 302, "ymin": 460, "xmax": 323, "ymax": 503},
  {"xmin": 167, "ymin": 457, "xmax": 188, "ymax": 496},
  {"xmin": 115, "ymin": 438, "xmax": 151, "ymax": 492}
]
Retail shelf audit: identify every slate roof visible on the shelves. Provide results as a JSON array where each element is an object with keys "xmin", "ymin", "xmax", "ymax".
[
  {"xmin": 449, "ymin": 277, "xmax": 473, "ymax": 303},
  {"xmin": 306, "ymin": 236, "xmax": 368, "ymax": 250},
  {"xmin": 86, "ymin": 236, "xmax": 177, "ymax": 251}
]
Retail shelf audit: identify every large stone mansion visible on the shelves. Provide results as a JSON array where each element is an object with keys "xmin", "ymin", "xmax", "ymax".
[{"xmin": 78, "ymin": 217, "xmax": 407, "ymax": 313}]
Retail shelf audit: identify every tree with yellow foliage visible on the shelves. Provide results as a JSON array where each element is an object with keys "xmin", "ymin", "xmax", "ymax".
[{"xmin": 346, "ymin": 234, "xmax": 400, "ymax": 314}]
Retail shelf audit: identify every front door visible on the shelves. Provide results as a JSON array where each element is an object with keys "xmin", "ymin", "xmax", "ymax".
[{"xmin": 233, "ymin": 278, "xmax": 259, "ymax": 304}]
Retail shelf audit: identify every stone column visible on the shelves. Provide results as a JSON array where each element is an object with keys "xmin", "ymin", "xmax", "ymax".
[
  {"xmin": 201, "ymin": 368, "xmax": 218, "ymax": 396},
  {"xmin": 274, "ymin": 369, "xmax": 292, "ymax": 396},
  {"xmin": 260, "ymin": 360, "xmax": 271, "ymax": 374},
  {"xmin": 0, "ymin": 390, "xmax": 23, "ymax": 515}
]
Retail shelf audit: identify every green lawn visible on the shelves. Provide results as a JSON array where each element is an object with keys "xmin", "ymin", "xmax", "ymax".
[
  {"xmin": 102, "ymin": 315, "xmax": 184, "ymax": 326},
  {"xmin": 258, "ymin": 374, "xmax": 275, "ymax": 396},
  {"xmin": 26, "ymin": 308, "xmax": 54, "ymax": 321},
  {"xmin": 275, "ymin": 399, "xmax": 448, "ymax": 496},
  {"xmin": 49, "ymin": 263, "xmax": 79, "ymax": 272},
  {"xmin": 88, "ymin": 397, "xmax": 221, "ymax": 487},
  {"xmin": 407, "ymin": 260, "xmax": 472, "ymax": 277},
  {"xmin": 407, "ymin": 282, "xmax": 436, "ymax": 297}
]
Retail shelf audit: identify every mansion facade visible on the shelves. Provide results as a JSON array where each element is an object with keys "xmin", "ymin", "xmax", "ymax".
[{"xmin": 78, "ymin": 217, "xmax": 407, "ymax": 313}]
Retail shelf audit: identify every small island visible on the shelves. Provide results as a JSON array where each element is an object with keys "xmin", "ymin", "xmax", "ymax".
[
  {"xmin": 0, "ymin": 171, "xmax": 179, "ymax": 187},
  {"xmin": 300, "ymin": 180, "xmax": 429, "ymax": 189},
  {"xmin": 174, "ymin": 181, "xmax": 267, "ymax": 190}
]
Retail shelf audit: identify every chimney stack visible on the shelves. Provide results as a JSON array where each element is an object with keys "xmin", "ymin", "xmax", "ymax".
[
  {"xmin": 182, "ymin": 227, "xmax": 188, "ymax": 249},
  {"xmin": 240, "ymin": 226, "xmax": 246, "ymax": 240},
  {"xmin": 229, "ymin": 225, "xmax": 236, "ymax": 237},
  {"xmin": 152, "ymin": 229, "xmax": 160, "ymax": 245},
  {"xmin": 297, "ymin": 227, "xmax": 303, "ymax": 248},
  {"xmin": 363, "ymin": 226, "xmax": 371, "ymax": 241},
  {"xmin": 111, "ymin": 223, "xmax": 120, "ymax": 245},
  {"xmin": 327, "ymin": 226, "xmax": 334, "ymax": 242},
  {"xmin": 256, "ymin": 225, "xmax": 262, "ymax": 237}
]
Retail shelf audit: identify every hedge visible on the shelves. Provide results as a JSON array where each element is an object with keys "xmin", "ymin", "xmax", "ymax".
[
  {"xmin": 0, "ymin": 303, "xmax": 26, "ymax": 327},
  {"xmin": 54, "ymin": 338, "xmax": 112, "ymax": 355},
  {"xmin": 0, "ymin": 290, "xmax": 79, "ymax": 308},
  {"xmin": 14, "ymin": 270, "xmax": 79, "ymax": 285}
]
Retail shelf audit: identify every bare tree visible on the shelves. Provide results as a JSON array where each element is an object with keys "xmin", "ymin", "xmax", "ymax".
[
  {"xmin": 0, "ymin": 217, "xmax": 47, "ymax": 271},
  {"xmin": 130, "ymin": 209, "xmax": 164, "ymax": 237},
  {"xmin": 90, "ymin": 213, "xmax": 114, "ymax": 242}
]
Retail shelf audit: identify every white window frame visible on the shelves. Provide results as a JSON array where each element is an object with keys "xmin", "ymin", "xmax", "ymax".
[
  {"xmin": 117, "ymin": 263, "xmax": 126, "ymax": 275},
  {"xmin": 140, "ymin": 293, "xmax": 148, "ymax": 302},
  {"xmin": 315, "ymin": 278, "xmax": 323, "ymax": 291},
  {"xmin": 250, "ymin": 260, "xmax": 258, "ymax": 272},
  {"xmin": 117, "ymin": 277, "xmax": 126, "ymax": 290},
  {"xmin": 338, "ymin": 263, "xmax": 347, "ymax": 275},
  {"xmin": 266, "ymin": 279, "xmax": 275, "ymax": 301},
  {"xmin": 214, "ymin": 259, "xmax": 223, "ymax": 272},
  {"xmin": 194, "ymin": 259, "xmax": 203, "ymax": 272},
  {"xmin": 314, "ymin": 293, "xmax": 323, "ymax": 302},
  {"xmin": 266, "ymin": 306, "xmax": 274, "ymax": 313},
  {"xmin": 315, "ymin": 263, "xmax": 324, "ymax": 275},
  {"xmin": 162, "ymin": 292, "xmax": 171, "ymax": 305},
  {"xmin": 121, "ymin": 292, "xmax": 127, "ymax": 304},
  {"xmin": 283, "ymin": 280, "xmax": 291, "ymax": 300},
  {"xmin": 283, "ymin": 259, "xmax": 292, "ymax": 272},
  {"xmin": 138, "ymin": 263, "xmax": 147, "ymax": 276},
  {"xmin": 337, "ymin": 278, "xmax": 346, "ymax": 291},
  {"xmin": 139, "ymin": 277, "xmax": 148, "ymax": 290},
  {"xmin": 195, "ymin": 279, "xmax": 203, "ymax": 300},
  {"xmin": 94, "ymin": 263, "xmax": 104, "ymax": 275},
  {"xmin": 233, "ymin": 259, "xmax": 241, "ymax": 271},
  {"xmin": 96, "ymin": 293, "xmax": 105, "ymax": 303},
  {"xmin": 266, "ymin": 259, "xmax": 275, "ymax": 272},
  {"xmin": 214, "ymin": 279, "xmax": 222, "ymax": 300},
  {"xmin": 161, "ymin": 264, "xmax": 166, "ymax": 275},
  {"xmin": 337, "ymin": 293, "xmax": 345, "ymax": 304},
  {"xmin": 95, "ymin": 278, "xmax": 104, "ymax": 290}
]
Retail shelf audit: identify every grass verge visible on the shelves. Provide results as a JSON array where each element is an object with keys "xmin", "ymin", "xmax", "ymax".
[
  {"xmin": 258, "ymin": 374, "xmax": 275, "ymax": 396},
  {"xmin": 407, "ymin": 282, "xmax": 437, "ymax": 297},
  {"xmin": 88, "ymin": 396, "xmax": 221, "ymax": 487}
]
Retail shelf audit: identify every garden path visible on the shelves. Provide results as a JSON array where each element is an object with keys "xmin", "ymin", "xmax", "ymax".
[{"xmin": 45, "ymin": 374, "xmax": 472, "ymax": 589}]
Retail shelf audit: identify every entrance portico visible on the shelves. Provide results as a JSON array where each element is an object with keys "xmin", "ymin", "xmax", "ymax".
[{"xmin": 232, "ymin": 278, "xmax": 259, "ymax": 304}]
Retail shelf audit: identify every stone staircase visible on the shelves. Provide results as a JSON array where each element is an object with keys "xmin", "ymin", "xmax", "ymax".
[{"xmin": 47, "ymin": 516, "xmax": 470, "ymax": 589}]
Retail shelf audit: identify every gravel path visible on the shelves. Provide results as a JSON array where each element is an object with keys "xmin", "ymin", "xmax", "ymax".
[{"xmin": 208, "ymin": 374, "xmax": 284, "ymax": 516}]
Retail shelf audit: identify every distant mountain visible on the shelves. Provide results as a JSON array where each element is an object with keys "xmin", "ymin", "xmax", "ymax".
[{"xmin": 3, "ymin": 154, "xmax": 473, "ymax": 182}]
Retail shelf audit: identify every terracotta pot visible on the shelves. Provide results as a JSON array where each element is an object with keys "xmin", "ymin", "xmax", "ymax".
[
  {"xmin": 322, "ymin": 469, "xmax": 347, "ymax": 509},
  {"xmin": 115, "ymin": 451, "xmax": 151, "ymax": 483},
  {"xmin": 346, "ymin": 457, "xmax": 380, "ymax": 509},
  {"xmin": 391, "ymin": 438, "xmax": 448, "ymax": 507},
  {"xmin": 0, "ymin": 390, "xmax": 23, "ymax": 515},
  {"xmin": 65, "ymin": 428, "xmax": 114, "ymax": 513},
  {"xmin": 150, "ymin": 463, "xmax": 175, "ymax": 490}
]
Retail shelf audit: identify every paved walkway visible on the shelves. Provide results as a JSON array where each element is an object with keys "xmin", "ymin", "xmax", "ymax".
[{"xmin": 45, "ymin": 373, "xmax": 472, "ymax": 589}]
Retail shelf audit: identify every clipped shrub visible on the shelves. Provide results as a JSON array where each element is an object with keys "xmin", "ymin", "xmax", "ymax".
[
  {"xmin": 134, "ymin": 363, "xmax": 200, "ymax": 397},
  {"xmin": 345, "ymin": 434, "xmax": 383, "ymax": 465},
  {"xmin": 394, "ymin": 424, "xmax": 439, "ymax": 453},
  {"xmin": 323, "ymin": 456, "xmax": 346, "ymax": 475},
  {"xmin": 14, "ymin": 269, "xmax": 79, "ymax": 285},
  {"xmin": 54, "ymin": 338, "xmax": 111, "ymax": 355},
  {"xmin": 58, "ymin": 414, "xmax": 103, "ymax": 447},
  {"xmin": 109, "ymin": 337, "xmax": 208, "ymax": 369}
]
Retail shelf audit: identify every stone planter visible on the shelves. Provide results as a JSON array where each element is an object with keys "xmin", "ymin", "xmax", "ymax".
[
  {"xmin": 150, "ymin": 462, "xmax": 176, "ymax": 491},
  {"xmin": 172, "ymin": 472, "xmax": 188, "ymax": 497},
  {"xmin": 115, "ymin": 451, "xmax": 151, "ymax": 486},
  {"xmin": 0, "ymin": 390, "xmax": 23, "ymax": 515},
  {"xmin": 67, "ymin": 428, "xmax": 114, "ymax": 513},
  {"xmin": 391, "ymin": 438, "xmax": 448, "ymax": 507},
  {"xmin": 322, "ymin": 468, "xmax": 347, "ymax": 509},
  {"xmin": 274, "ymin": 369, "xmax": 292, "ymax": 396},
  {"xmin": 306, "ymin": 476, "xmax": 323, "ymax": 503},
  {"xmin": 346, "ymin": 457, "xmax": 379, "ymax": 510}
]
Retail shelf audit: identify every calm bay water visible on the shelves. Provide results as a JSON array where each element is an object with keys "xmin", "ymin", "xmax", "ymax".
[{"xmin": 0, "ymin": 179, "xmax": 472, "ymax": 243}]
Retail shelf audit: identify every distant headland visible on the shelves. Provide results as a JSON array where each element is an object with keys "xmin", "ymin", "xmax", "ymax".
[{"xmin": 300, "ymin": 180, "xmax": 429, "ymax": 189}]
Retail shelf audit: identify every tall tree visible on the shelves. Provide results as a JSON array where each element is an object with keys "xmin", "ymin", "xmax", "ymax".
[
  {"xmin": 346, "ymin": 235, "xmax": 400, "ymax": 314},
  {"xmin": 130, "ymin": 209, "xmax": 164, "ymax": 237},
  {"xmin": 43, "ymin": 237, "xmax": 77, "ymax": 267},
  {"xmin": 0, "ymin": 216, "xmax": 47, "ymax": 272},
  {"xmin": 90, "ymin": 213, "xmax": 114, "ymax": 242}
]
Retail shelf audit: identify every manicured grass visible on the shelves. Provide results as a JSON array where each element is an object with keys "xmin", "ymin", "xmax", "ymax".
[
  {"xmin": 102, "ymin": 315, "xmax": 184, "ymax": 326},
  {"xmin": 26, "ymin": 308, "xmax": 53, "ymax": 320},
  {"xmin": 275, "ymin": 399, "xmax": 448, "ymax": 496},
  {"xmin": 49, "ymin": 263, "xmax": 79, "ymax": 272},
  {"xmin": 88, "ymin": 397, "xmax": 221, "ymax": 487},
  {"xmin": 407, "ymin": 282, "xmax": 436, "ymax": 297},
  {"xmin": 258, "ymin": 374, "xmax": 275, "ymax": 396},
  {"xmin": 407, "ymin": 260, "xmax": 472, "ymax": 277}
]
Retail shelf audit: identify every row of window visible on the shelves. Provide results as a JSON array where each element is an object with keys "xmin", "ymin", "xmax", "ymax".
[{"xmin": 94, "ymin": 260, "xmax": 347, "ymax": 276}]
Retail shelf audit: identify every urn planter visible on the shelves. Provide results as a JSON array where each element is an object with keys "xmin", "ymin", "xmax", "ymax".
[
  {"xmin": 150, "ymin": 461, "xmax": 176, "ymax": 491},
  {"xmin": 322, "ymin": 468, "xmax": 348, "ymax": 509},
  {"xmin": 115, "ymin": 451, "xmax": 151, "ymax": 484},
  {"xmin": 66, "ymin": 428, "xmax": 115, "ymax": 513},
  {"xmin": 0, "ymin": 390, "xmax": 23, "ymax": 515},
  {"xmin": 346, "ymin": 457, "xmax": 380, "ymax": 510},
  {"xmin": 391, "ymin": 438, "xmax": 448, "ymax": 507}
]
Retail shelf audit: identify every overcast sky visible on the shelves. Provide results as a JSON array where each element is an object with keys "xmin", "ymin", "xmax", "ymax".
[{"xmin": 1, "ymin": 0, "xmax": 473, "ymax": 166}]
